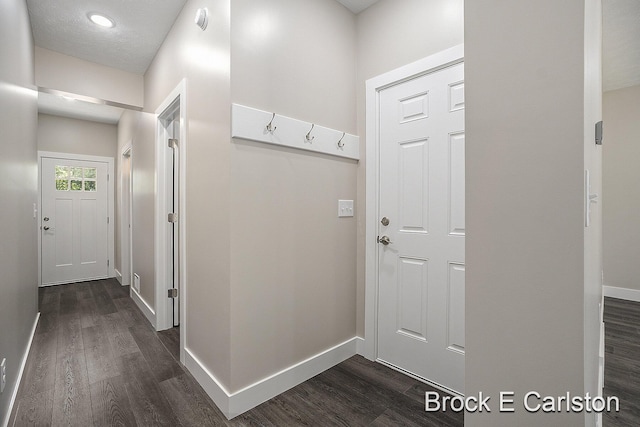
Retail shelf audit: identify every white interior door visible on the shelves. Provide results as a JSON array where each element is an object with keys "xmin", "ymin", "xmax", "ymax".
[
  {"xmin": 41, "ymin": 157, "xmax": 109, "ymax": 285},
  {"xmin": 377, "ymin": 61, "xmax": 465, "ymax": 394}
]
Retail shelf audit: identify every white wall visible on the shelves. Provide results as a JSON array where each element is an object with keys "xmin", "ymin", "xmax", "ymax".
[
  {"xmin": 354, "ymin": 0, "xmax": 464, "ymax": 336},
  {"xmin": 230, "ymin": 0, "xmax": 357, "ymax": 392},
  {"xmin": 465, "ymin": 1, "xmax": 601, "ymax": 426},
  {"xmin": 0, "ymin": 0, "xmax": 39, "ymax": 422},
  {"xmin": 583, "ymin": 2, "xmax": 604, "ymax": 424},
  {"xmin": 35, "ymin": 47, "xmax": 143, "ymax": 108},
  {"xmin": 37, "ymin": 113, "xmax": 117, "ymax": 158},
  {"xmin": 603, "ymin": 84, "xmax": 640, "ymax": 293},
  {"xmin": 117, "ymin": 110, "xmax": 157, "ymax": 309},
  {"xmin": 142, "ymin": 0, "xmax": 233, "ymax": 388}
]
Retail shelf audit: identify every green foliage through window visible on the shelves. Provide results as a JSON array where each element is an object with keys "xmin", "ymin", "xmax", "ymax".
[{"xmin": 55, "ymin": 165, "xmax": 97, "ymax": 192}]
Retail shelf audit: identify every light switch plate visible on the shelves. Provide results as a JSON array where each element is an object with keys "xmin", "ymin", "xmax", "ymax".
[{"xmin": 338, "ymin": 200, "xmax": 354, "ymax": 217}]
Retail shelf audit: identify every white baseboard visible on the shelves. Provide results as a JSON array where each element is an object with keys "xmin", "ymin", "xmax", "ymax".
[
  {"xmin": 114, "ymin": 269, "xmax": 122, "ymax": 284},
  {"xmin": 185, "ymin": 337, "xmax": 358, "ymax": 419},
  {"xmin": 603, "ymin": 285, "xmax": 640, "ymax": 302},
  {"xmin": 355, "ymin": 336, "xmax": 365, "ymax": 356},
  {"xmin": 184, "ymin": 348, "xmax": 231, "ymax": 416},
  {"xmin": 130, "ymin": 287, "xmax": 156, "ymax": 328},
  {"xmin": 2, "ymin": 313, "xmax": 40, "ymax": 427}
]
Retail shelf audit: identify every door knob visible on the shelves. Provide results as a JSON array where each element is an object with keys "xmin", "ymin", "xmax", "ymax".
[
  {"xmin": 43, "ymin": 226, "xmax": 50, "ymax": 231},
  {"xmin": 377, "ymin": 235, "xmax": 392, "ymax": 246},
  {"xmin": 381, "ymin": 217, "xmax": 390, "ymax": 226},
  {"xmin": 43, "ymin": 217, "xmax": 49, "ymax": 221}
]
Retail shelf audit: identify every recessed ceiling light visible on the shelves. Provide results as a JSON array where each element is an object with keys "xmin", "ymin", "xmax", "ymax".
[{"xmin": 88, "ymin": 13, "xmax": 115, "ymax": 28}]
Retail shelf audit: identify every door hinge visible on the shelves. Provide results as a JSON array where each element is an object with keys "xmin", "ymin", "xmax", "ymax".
[
  {"xmin": 168, "ymin": 213, "xmax": 178, "ymax": 223},
  {"xmin": 107, "ymin": 174, "xmax": 110, "ymax": 181},
  {"xmin": 107, "ymin": 259, "xmax": 110, "ymax": 267},
  {"xmin": 107, "ymin": 217, "xmax": 110, "ymax": 224},
  {"xmin": 168, "ymin": 288, "xmax": 178, "ymax": 298},
  {"xmin": 168, "ymin": 138, "xmax": 178, "ymax": 148}
]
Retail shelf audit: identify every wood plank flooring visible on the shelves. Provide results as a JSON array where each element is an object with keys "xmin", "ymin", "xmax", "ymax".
[
  {"xmin": 8, "ymin": 281, "xmax": 640, "ymax": 426},
  {"xmin": 603, "ymin": 297, "xmax": 640, "ymax": 427},
  {"xmin": 8, "ymin": 278, "xmax": 463, "ymax": 426}
]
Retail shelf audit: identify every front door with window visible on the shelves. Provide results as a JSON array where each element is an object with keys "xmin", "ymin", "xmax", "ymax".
[{"xmin": 41, "ymin": 157, "xmax": 109, "ymax": 285}]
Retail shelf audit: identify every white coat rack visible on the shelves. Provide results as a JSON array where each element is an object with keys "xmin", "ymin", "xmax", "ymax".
[{"xmin": 231, "ymin": 104, "xmax": 360, "ymax": 161}]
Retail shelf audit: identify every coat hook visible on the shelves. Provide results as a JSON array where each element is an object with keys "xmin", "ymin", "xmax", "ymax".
[
  {"xmin": 306, "ymin": 124, "xmax": 315, "ymax": 142},
  {"xmin": 266, "ymin": 113, "xmax": 277, "ymax": 133},
  {"xmin": 337, "ymin": 132, "xmax": 346, "ymax": 148}
]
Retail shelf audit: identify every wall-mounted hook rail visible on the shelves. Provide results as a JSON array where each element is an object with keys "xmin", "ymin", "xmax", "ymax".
[
  {"xmin": 231, "ymin": 104, "xmax": 360, "ymax": 161},
  {"xmin": 305, "ymin": 124, "xmax": 315, "ymax": 142},
  {"xmin": 265, "ymin": 113, "xmax": 277, "ymax": 133}
]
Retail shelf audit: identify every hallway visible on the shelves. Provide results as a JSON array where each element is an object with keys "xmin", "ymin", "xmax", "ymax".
[{"xmin": 8, "ymin": 279, "xmax": 464, "ymax": 426}]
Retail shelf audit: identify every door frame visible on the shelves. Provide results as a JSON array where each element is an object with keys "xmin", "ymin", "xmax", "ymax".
[
  {"xmin": 119, "ymin": 142, "xmax": 133, "ymax": 286},
  {"xmin": 364, "ymin": 44, "xmax": 464, "ymax": 360},
  {"xmin": 37, "ymin": 151, "xmax": 116, "ymax": 286},
  {"xmin": 154, "ymin": 79, "xmax": 187, "ymax": 358}
]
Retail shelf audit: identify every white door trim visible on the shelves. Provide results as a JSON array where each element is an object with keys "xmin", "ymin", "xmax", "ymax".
[
  {"xmin": 37, "ymin": 150, "xmax": 116, "ymax": 286},
  {"xmin": 364, "ymin": 44, "xmax": 464, "ymax": 360},
  {"xmin": 154, "ymin": 79, "xmax": 187, "ymax": 362},
  {"xmin": 119, "ymin": 142, "xmax": 133, "ymax": 286}
]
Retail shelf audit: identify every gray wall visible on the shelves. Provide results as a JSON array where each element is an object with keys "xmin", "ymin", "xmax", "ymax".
[
  {"xmin": 35, "ymin": 47, "xmax": 143, "ymax": 108},
  {"xmin": 140, "ymin": 0, "xmax": 233, "ymax": 387},
  {"xmin": 117, "ymin": 110, "xmax": 157, "ymax": 309},
  {"xmin": 0, "ymin": 0, "xmax": 39, "ymax": 421},
  {"xmin": 37, "ymin": 113, "xmax": 117, "ymax": 158},
  {"xmin": 230, "ymin": 0, "xmax": 358, "ymax": 392},
  {"xmin": 603, "ymin": 84, "xmax": 640, "ymax": 293},
  {"xmin": 465, "ymin": 0, "xmax": 602, "ymax": 426}
]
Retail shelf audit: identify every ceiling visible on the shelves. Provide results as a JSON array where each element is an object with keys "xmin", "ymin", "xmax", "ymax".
[
  {"xmin": 27, "ymin": 0, "xmax": 639, "ymax": 124},
  {"xmin": 27, "ymin": 0, "xmax": 187, "ymax": 75}
]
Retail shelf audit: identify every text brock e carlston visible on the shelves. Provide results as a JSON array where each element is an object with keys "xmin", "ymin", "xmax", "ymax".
[{"xmin": 425, "ymin": 391, "xmax": 619, "ymax": 414}]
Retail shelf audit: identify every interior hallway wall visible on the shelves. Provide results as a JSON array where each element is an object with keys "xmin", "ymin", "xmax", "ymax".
[
  {"xmin": 35, "ymin": 47, "xmax": 143, "ymax": 108},
  {"xmin": 117, "ymin": 109, "xmax": 157, "ymax": 309},
  {"xmin": 465, "ymin": 0, "xmax": 601, "ymax": 425},
  {"xmin": 37, "ymin": 113, "xmax": 117, "ymax": 158},
  {"xmin": 354, "ymin": 0, "xmax": 464, "ymax": 336},
  {"xmin": 0, "ymin": 0, "xmax": 39, "ymax": 421},
  {"xmin": 143, "ymin": 0, "xmax": 233, "ymax": 387},
  {"xmin": 230, "ymin": 0, "xmax": 357, "ymax": 392},
  {"xmin": 603, "ymin": 84, "xmax": 640, "ymax": 294}
]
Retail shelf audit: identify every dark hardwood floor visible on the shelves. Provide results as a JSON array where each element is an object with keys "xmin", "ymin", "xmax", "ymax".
[
  {"xmin": 8, "ymin": 278, "xmax": 463, "ymax": 426},
  {"xmin": 603, "ymin": 297, "xmax": 640, "ymax": 427},
  {"xmin": 9, "ymin": 281, "xmax": 640, "ymax": 426}
]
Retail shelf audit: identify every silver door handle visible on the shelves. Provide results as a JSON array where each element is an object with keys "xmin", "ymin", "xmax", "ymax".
[
  {"xmin": 377, "ymin": 235, "xmax": 392, "ymax": 245},
  {"xmin": 43, "ymin": 226, "xmax": 50, "ymax": 231}
]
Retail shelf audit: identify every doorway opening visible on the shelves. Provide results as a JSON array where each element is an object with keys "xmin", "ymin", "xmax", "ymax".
[
  {"xmin": 155, "ymin": 80, "xmax": 187, "ymax": 364},
  {"xmin": 120, "ymin": 144, "xmax": 133, "ymax": 287}
]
